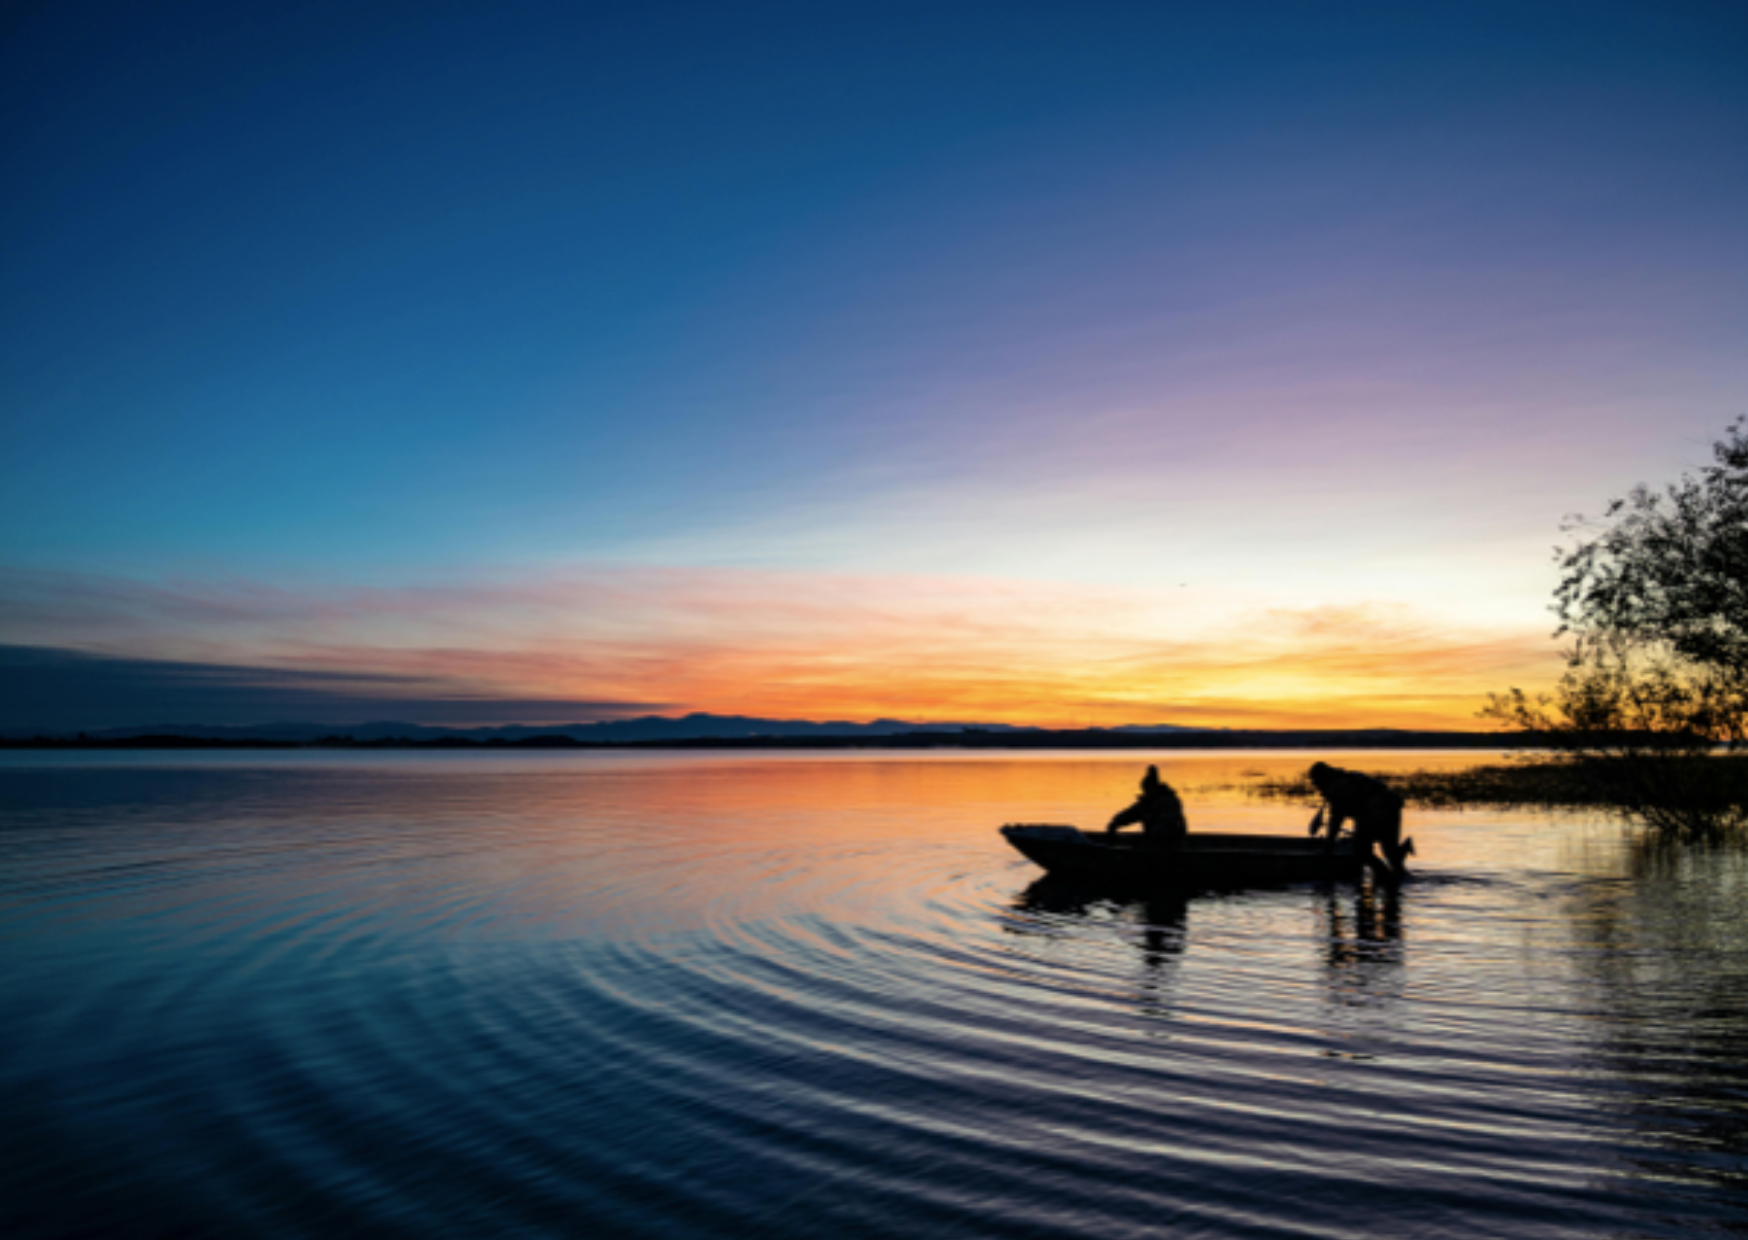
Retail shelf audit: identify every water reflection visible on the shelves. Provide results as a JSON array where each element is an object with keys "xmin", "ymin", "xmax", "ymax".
[
  {"xmin": 1008, "ymin": 875, "xmax": 1413, "ymax": 1023},
  {"xmin": 1011, "ymin": 877, "xmax": 1190, "ymax": 1017},
  {"xmin": 1562, "ymin": 836, "xmax": 1748, "ymax": 1227},
  {"xmin": 3, "ymin": 751, "xmax": 1745, "ymax": 1240},
  {"xmin": 1320, "ymin": 884, "xmax": 1404, "ymax": 1009}
]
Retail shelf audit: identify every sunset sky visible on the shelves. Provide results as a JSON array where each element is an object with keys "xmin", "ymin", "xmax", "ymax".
[{"xmin": 3, "ymin": 1, "xmax": 1746, "ymax": 730}]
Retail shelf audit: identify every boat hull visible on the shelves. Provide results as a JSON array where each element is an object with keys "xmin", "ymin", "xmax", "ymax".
[{"xmin": 1000, "ymin": 824, "xmax": 1364, "ymax": 888}]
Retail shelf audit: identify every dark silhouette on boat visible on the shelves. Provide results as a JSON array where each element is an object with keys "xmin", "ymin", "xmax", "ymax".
[
  {"xmin": 1001, "ymin": 764, "xmax": 1400, "ymax": 889},
  {"xmin": 1105, "ymin": 764, "xmax": 1188, "ymax": 844},
  {"xmin": 1307, "ymin": 761, "xmax": 1415, "ymax": 884}
]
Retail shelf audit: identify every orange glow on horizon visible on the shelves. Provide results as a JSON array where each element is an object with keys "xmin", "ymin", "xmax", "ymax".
[
  {"xmin": 7, "ymin": 564, "xmax": 1570, "ymax": 730},
  {"xmin": 283, "ymin": 597, "xmax": 1564, "ymax": 730}
]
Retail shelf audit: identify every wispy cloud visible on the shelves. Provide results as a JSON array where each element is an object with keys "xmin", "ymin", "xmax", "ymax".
[
  {"xmin": 0, "ymin": 644, "xmax": 665, "ymax": 732},
  {"xmin": 0, "ymin": 564, "xmax": 1564, "ymax": 730}
]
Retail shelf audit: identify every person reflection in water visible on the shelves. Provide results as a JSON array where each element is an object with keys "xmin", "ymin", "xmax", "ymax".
[
  {"xmin": 1306, "ymin": 761, "xmax": 1415, "ymax": 883},
  {"xmin": 1323, "ymin": 884, "xmax": 1406, "ymax": 1009},
  {"xmin": 1106, "ymin": 765, "xmax": 1188, "ymax": 848}
]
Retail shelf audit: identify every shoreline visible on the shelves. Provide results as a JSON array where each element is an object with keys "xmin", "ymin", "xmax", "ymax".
[{"xmin": 0, "ymin": 728, "xmax": 1540, "ymax": 752}]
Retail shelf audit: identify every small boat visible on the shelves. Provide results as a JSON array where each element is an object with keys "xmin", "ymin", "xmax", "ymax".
[{"xmin": 1000, "ymin": 824, "xmax": 1365, "ymax": 888}]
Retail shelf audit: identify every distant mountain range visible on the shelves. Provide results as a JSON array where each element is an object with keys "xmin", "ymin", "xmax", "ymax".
[{"xmin": 6, "ymin": 713, "xmax": 1216, "ymax": 743}]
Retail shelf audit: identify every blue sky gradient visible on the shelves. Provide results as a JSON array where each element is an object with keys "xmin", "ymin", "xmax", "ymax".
[{"xmin": 4, "ymin": 1, "xmax": 1745, "ymax": 727}]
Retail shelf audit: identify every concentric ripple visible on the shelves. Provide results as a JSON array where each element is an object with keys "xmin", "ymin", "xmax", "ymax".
[{"xmin": 2, "ymin": 751, "xmax": 1745, "ymax": 1239}]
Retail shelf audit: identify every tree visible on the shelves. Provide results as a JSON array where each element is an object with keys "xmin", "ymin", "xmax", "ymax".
[
  {"xmin": 1484, "ymin": 420, "xmax": 1748, "ymax": 837},
  {"xmin": 1554, "ymin": 417, "xmax": 1748, "ymax": 689}
]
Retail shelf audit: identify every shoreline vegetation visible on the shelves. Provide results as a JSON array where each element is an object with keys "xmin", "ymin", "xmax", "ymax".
[
  {"xmin": 1478, "ymin": 420, "xmax": 1748, "ymax": 838},
  {"xmin": 1234, "ymin": 756, "xmax": 1748, "ymax": 815}
]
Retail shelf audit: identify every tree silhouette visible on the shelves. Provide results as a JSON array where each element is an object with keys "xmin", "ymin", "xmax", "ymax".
[
  {"xmin": 1556, "ymin": 417, "xmax": 1748, "ymax": 687},
  {"xmin": 1485, "ymin": 419, "xmax": 1748, "ymax": 836}
]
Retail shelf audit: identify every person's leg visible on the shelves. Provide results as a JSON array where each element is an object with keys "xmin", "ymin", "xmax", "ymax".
[
  {"xmin": 1350, "ymin": 821, "xmax": 1381, "ymax": 881},
  {"xmin": 1377, "ymin": 802, "xmax": 1409, "ymax": 880}
]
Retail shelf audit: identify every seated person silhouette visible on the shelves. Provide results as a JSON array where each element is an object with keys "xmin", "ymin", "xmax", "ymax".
[
  {"xmin": 1107, "ymin": 765, "xmax": 1188, "ymax": 847},
  {"xmin": 1306, "ymin": 761, "xmax": 1415, "ymax": 883}
]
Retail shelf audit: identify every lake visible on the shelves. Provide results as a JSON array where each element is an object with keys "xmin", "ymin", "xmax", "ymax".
[{"xmin": 2, "ymin": 750, "xmax": 1744, "ymax": 1239}]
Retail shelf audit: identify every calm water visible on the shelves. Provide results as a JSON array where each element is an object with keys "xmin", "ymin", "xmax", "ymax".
[{"xmin": 2, "ymin": 750, "xmax": 1744, "ymax": 1239}]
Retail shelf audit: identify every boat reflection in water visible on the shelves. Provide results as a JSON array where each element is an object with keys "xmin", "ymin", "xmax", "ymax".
[
  {"xmin": 1006, "ymin": 874, "xmax": 1409, "ymax": 1021},
  {"xmin": 1010, "ymin": 877, "xmax": 1191, "ymax": 1020}
]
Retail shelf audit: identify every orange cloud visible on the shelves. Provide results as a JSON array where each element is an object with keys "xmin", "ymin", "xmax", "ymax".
[{"xmin": 0, "ymin": 564, "xmax": 1566, "ymax": 728}]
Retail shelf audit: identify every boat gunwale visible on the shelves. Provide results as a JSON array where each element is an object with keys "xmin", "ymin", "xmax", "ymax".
[
  {"xmin": 1001, "ymin": 823, "xmax": 1358, "ymax": 855},
  {"xmin": 999, "ymin": 823, "xmax": 1366, "ymax": 888}
]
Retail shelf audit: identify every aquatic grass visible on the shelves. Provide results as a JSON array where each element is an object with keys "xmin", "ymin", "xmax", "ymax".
[
  {"xmin": 1230, "ymin": 755, "xmax": 1748, "ymax": 822},
  {"xmin": 1220, "ymin": 756, "xmax": 1748, "ymax": 837}
]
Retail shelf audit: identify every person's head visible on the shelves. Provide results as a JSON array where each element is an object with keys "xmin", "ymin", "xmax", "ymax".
[{"xmin": 1308, "ymin": 761, "xmax": 1334, "ymax": 791}]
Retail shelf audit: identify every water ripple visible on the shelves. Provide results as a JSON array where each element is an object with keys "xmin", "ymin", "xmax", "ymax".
[{"xmin": 3, "ymin": 753, "xmax": 1745, "ymax": 1239}]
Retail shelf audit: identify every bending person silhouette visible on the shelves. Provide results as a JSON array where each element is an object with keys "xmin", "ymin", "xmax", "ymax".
[
  {"xmin": 1107, "ymin": 765, "xmax": 1188, "ymax": 847},
  {"xmin": 1307, "ymin": 761, "xmax": 1415, "ymax": 883}
]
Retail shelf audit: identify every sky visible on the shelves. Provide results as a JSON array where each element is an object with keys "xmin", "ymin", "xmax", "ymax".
[{"xmin": 3, "ymin": 0, "xmax": 1746, "ymax": 731}]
